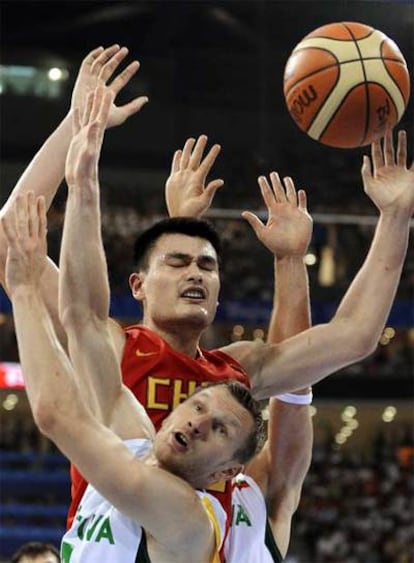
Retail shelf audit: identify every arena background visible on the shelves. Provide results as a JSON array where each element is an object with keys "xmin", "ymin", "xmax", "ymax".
[{"xmin": 0, "ymin": 1, "xmax": 413, "ymax": 561}]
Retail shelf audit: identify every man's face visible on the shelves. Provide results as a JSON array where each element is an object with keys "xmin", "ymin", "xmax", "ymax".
[
  {"xmin": 130, "ymin": 233, "xmax": 220, "ymax": 332},
  {"xmin": 153, "ymin": 386, "xmax": 253, "ymax": 487}
]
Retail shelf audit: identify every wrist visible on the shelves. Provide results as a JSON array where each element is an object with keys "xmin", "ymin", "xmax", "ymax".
[{"xmin": 275, "ymin": 390, "xmax": 313, "ymax": 405}]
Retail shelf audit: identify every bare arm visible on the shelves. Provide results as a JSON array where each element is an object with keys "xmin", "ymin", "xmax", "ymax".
[
  {"xmin": 59, "ymin": 87, "xmax": 150, "ymax": 438},
  {"xmin": 241, "ymin": 172, "xmax": 312, "ymax": 341},
  {"xmin": 3, "ymin": 194, "xmax": 214, "ymax": 559},
  {"xmin": 221, "ymin": 130, "xmax": 413, "ymax": 397},
  {"xmin": 241, "ymin": 174, "xmax": 313, "ymax": 557},
  {"xmin": 0, "ymin": 45, "xmax": 147, "ymax": 344}
]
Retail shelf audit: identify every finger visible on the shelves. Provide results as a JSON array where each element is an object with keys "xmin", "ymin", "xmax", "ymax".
[
  {"xmin": 109, "ymin": 60, "xmax": 140, "ymax": 95},
  {"xmin": 383, "ymin": 128, "xmax": 395, "ymax": 167},
  {"xmin": 199, "ymin": 144, "xmax": 221, "ymax": 176},
  {"xmin": 179, "ymin": 138, "xmax": 196, "ymax": 169},
  {"xmin": 1, "ymin": 214, "xmax": 16, "ymax": 246},
  {"xmin": 72, "ymin": 107, "xmax": 82, "ymax": 136},
  {"xmin": 90, "ymin": 44, "xmax": 121, "ymax": 75},
  {"xmin": 113, "ymin": 96, "xmax": 149, "ymax": 126},
  {"xmin": 297, "ymin": 189, "xmax": 308, "ymax": 212},
  {"xmin": 170, "ymin": 150, "xmax": 182, "ymax": 174},
  {"xmin": 82, "ymin": 92, "xmax": 95, "ymax": 126},
  {"xmin": 361, "ymin": 155, "xmax": 372, "ymax": 185},
  {"xmin": 27, "ymin": 192, "xmax": 38, "ymax": 239},
  {"xmin": 89, "ymin": 87, "xmax": 105, "ymax": 123},
  {"xmin": 284, "ymin": 176, "xmax": 298, "ymax": 206},
  {"xmin": 370, "ymin": 137, "xmax": 383, "ymax": 174},
  {"xmin": 37, "ymin": 196, "xmax": 47, "ymax": 241},
  {"xmin": 80, "ymin": 46, "xmax": 105, "ymax": 70},
  {"xmin": 204, "ymin": 179, "xmax": 224, "ymax": 201},
  {"xmin": 258, "ymin": 176, "xmax": 276, "ymax": 210},
  {"xmin": 396, "ymin": 129, "xmax": 407, "ymax": 168},
  {"xmin": 189, "ymin": 135, "xmax": 208, "ymax": 170},
  {"xmin": 99, "ymin": 46, "xmax": 130, "ymax": 84},
  {"xmin": 241, "ymin": 211, "xmax": 264, "ymax": 237},
  {"xmin": 269, "ymin": 172, "xmax": 286, "ymax": 203},
  {"xmin": 16, "ymin": 194, "xmax": 29, "ymax": 242}
]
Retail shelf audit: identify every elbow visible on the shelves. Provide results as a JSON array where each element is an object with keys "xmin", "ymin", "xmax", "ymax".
[
  {"xmin": 32, "ymin": 399, "xmax": 58, "ymax": 439},
  {"xmin": 335, "ymin": 319, "xmax": 378, "ymax": 361}
]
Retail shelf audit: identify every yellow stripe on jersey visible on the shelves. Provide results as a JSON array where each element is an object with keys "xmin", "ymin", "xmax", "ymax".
[{"xmin": 201, "ymin": 496, "xmax": 222, "ymax": 563}]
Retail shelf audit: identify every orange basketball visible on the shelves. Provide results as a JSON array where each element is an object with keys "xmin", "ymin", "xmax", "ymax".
[{"xmin": 283, "ymin": 22, "xmax": 410, "ymax": 148}]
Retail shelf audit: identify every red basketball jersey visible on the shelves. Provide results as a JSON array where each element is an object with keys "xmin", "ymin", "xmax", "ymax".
[{"xmin": 67, "ymin": 324, "xmax": 250, "ymax": 537}]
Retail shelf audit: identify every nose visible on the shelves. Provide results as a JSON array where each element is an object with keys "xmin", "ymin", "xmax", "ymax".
[
  {"xmin": 185, "ymin": 258, "xmax": 204, "ymax": 282},
  {"xmin": 188, "ymin": 415, "xmax": 210, "ymax": 439}
]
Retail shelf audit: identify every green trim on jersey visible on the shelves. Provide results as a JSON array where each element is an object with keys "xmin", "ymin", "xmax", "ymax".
[
  {"xmin": 265, "ymin": 518, "xmax": 283, "ymax": 562},
  {"xmin": 136, "ymin": 529, "xmax": 151, "ymax": 563}
]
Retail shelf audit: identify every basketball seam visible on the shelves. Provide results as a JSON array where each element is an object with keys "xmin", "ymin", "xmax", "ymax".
[
  {"xmin": 379, "ymin": 39, "xmax": 409, "ymax": 105},
  {"xmin": 305, "ymin": 29, "xmax": 376, "ymax": 42},
  {"xmin": 343, "ymin": 22, "xmax": 369, "ymax": 146},
  {"xmin": 284, "ymin": 57, "xmax": 406, "ymax": 94}
]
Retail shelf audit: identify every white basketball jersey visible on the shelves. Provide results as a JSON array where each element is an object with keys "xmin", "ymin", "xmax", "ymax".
[
  {"xmin": 61, "ymin": 438, "xmax": 226, "ymax": 562},
  {"xmin": 224, "ymin": 473, "xmax": 283, "ymax": 563}
]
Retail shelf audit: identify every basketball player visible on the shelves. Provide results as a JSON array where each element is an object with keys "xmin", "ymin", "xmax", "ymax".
[
  {"xmin": 2, "ymin": 90, "xmax": 265, "ymax": 561},
  {"xmin": 1, "ymin": 46, "xmax": 413, "ymax": 539},
  {"xmin": 0, "ymin": 45, "xmax": 314, "ymax": 532}
]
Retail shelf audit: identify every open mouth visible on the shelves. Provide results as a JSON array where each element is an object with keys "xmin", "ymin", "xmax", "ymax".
[
  {"xmin": 173, "ymin": 431, "xmax": 189, "ymax": 451},
  {"xmin": 181, "ymin": 288, "xmax": 206, "ymax": 300}
]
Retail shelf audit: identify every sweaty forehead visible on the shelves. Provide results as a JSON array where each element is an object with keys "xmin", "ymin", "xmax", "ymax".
[{"xmin": 152, "ymin": 233, "xmax": 217, "ymax": 259}]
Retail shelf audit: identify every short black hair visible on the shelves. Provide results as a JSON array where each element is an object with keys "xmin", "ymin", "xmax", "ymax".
[
  {"xmin": 192, "ymin": 381, "xmax": 265, "ymax": 464},
  {"xmin": 11, "ymin": 542, "xmax": 60, "ymax": 563},
  {"xmin": 133, "ymin": 217, "xmax": 222, "ymax": 270}
]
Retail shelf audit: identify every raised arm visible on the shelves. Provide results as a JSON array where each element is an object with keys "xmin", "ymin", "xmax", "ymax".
[
  {"xmin": 59, "ymin": 87, "xmax": 150, "ymax": 437},
  {"xmin": 221, "ymin": 130, "xmax": 413, "ymax": 397},
  {"xmin": 241, "ymin": 173, "xmax": 313, "ymax": 557},
  {"xmin": 242, "ymin": 172, "xmax": 312, "ymax": 341},
  {"xmin": 2, "ymin": 195, "xmax": 214, "ymax": 555},
  {"xmin": 0, "ymin": 45, "xmax": 147, "ymax": 340}
]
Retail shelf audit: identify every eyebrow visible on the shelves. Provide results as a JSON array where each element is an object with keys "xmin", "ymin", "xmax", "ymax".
[{"xmin": 195, "ymin": 392, "xmax": 242, "ymax": 430}]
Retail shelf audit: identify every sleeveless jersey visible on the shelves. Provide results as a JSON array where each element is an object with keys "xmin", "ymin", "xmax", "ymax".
[
  {"xmin": 68, "ymin": 325, "xmax": 250, "ymax": 534},
  {"xmin": 62, "ymin": 439, "xmax": 226, "ymax": 563},
  {"xmin": 225, "ymin": 473, "xmax": 283, "ymax": 563}
]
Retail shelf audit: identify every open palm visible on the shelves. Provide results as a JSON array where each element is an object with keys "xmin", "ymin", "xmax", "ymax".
[{"xmin": 242, "ymin": 173, "xmax": 313, "ymax": 259}]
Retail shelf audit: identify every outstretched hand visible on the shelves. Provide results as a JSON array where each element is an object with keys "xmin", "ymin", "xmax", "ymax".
[
  {"xmin": 71, "ymin": 45, "xmax": 148, "ymax": 129},
  {"xmin": 165, "ymin": 135, "xmax": 224, "ymax": 217},
  {"xmin": 2, "ymin": 193, "xmax": 47, "ymax": 293},
  {"xmin": 242, "ymin": 173, "xmax": 313, "ymax": 259},
  {"xmin": 362, "ymin": 129, "xmax": 414, "ymax": 218},
  {"xmin": 66, "ymin": 87, "xmax": 113, "ymax": 192}
]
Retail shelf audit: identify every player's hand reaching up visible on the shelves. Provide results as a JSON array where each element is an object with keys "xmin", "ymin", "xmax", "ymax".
[
  {"xmin": 165, "ymin": 135, "xmax": 224, "ymax": 217},
  {"xmin": 66, "ymin": 87, "xmax": 113, "ymax": 194},
  {"xmin": 242, "ymin": 173, "xmax": 313, "ymax": 259},
  {"xmin": 71, "ymin": 45, "xmax": 148, "ymax": 129},
  {"xmin": 362, "ymin": 129, "xmax": 414, "ymax": 219},
  {"xmin": 2, "ymin": 193, "xmax": 47, "ymax": 294}
]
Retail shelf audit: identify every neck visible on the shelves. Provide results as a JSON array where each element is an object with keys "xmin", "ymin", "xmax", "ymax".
[{"xmin": 142, "ymin": 317, "xmax": 203, "ymax": 358}]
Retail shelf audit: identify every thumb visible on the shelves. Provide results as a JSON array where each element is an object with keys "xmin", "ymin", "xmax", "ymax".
[
  {"xmin": 204, "ymin": 179, "xmax": 224, "ymax": 201},
  {"xmin": 242, "ymin": 211, "xmax": 264, "ymax": 237}
]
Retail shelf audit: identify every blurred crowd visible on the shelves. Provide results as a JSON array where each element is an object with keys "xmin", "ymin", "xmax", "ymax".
[{"xmin": 290, "ymin": 438, "xmax": 414, "ymax": 563}]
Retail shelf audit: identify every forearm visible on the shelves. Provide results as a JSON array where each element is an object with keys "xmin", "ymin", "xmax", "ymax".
[
  {"xmin": 334, "ymin": 211, "xmax": 409, "ymax": 342},
  {"xmin": 0, "ymin": 114, "xmax": 72, "ymax": 281},
  {"xmin": 11, "ymin": 285, "xmax": 77, "ymax": 428},
  {"xmin": 268, "ymin": 255, "xmax": 311, "ymax": 344},
  {"xmin": 59, "ymin": 180, "xmax": 110, "ymax": 325}
]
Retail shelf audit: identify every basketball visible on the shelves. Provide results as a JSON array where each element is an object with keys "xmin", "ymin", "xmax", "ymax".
[{"xmin": 283, "ymin": 22, "xmax": 410, "ymax": 148}]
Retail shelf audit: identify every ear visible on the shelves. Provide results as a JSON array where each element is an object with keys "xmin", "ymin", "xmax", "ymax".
[
  {"xmin": 129, "ymin": 271, "xmax": 146, "ymax": 301},
  {"xmin": 207, "ymin": 463, "xmax": 244, "ymax": 486}
]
